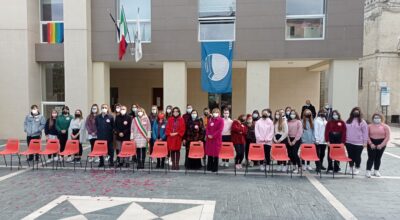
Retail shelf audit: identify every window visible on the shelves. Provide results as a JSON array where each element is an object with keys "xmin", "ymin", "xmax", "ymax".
[
  {"xmin": 208, "ymin": 93, "xmax": 232, "ymax": 113},
  {"xmin": 199, "ymin": 0, "xmax": 236, "ymax": 42},
  {"xmin": 40, "ymin": 0, "xmax": 64, "ymax": 43},
  {"xmin": 41, "ymin": 63, "xmax": 65, "ymax": 118},
  {"xmin": 285, "ymin": 0, "xmax": 325, "ymax": 40},
  {"xmin": 119, "ymin": 0, "xmax": 151, "ymax": 43}
]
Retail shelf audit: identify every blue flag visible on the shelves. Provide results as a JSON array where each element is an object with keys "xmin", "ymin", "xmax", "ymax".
[{"xmin": 201, "ymin": 41, "xmax": 234, "ymax": 93}]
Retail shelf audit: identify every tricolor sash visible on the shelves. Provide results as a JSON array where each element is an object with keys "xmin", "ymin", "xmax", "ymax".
[{"xmin": 134, "ymin": 117, "xmax": 149, "ymax": 148}]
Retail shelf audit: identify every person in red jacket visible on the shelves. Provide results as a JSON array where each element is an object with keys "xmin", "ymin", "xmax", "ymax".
[
  {"xmin": 205, "ymin": 108, "xmax": 224, "ymax": 172},
  {"xmin": 166, "ymin": 107, "xmax": 186, "ymax": 170},
  {"xmin": 231, "ymin": 114, "xmax": 248, "ymax": 170},
  {"xmin": 324, "ymin": 110, "xmax": 347, "ymax": 173}
]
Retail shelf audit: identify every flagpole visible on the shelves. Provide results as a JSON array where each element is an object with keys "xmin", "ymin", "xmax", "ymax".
[{"xmin": 121, "ymin": 5, "xmax": 135, "ymax": 57}]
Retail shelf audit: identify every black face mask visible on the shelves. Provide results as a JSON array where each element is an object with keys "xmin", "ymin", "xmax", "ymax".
[
  {"xmin": 353, "ymin": 112, "xmax": 360, "ymax": 117},
  {"xmin": 75, "ymin": 114, "xmax": 81, "ymax": 118},
  {"xmin": 319, "ymin": 114, "xmax": 326, "ymax": 118},
  {"xmin": 63, "ymin": 111, "xmax": 69, "ymax": 115},
  {"xmin": 262, "ymin": 115, "xmax": 268, "ymax": 119},
  {"xmin": 204, "ymin": 112, "xmax": 209, "ymax": 116}
]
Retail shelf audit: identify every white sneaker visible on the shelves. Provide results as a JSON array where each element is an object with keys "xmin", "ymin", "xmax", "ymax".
[
  {"xmin": 259, "ymin": 165, "xmax": 265, "ymax": 171},
  {"xmin": 224, "ymin": 162, "xmax": 229, "ymax": 168},
  {"xmin": 168, "ymin": 158, "xmax": 172, "ymax": 166},
  {"xmin": 366, "ymin": 170, "xmax": 371, "ymax": 178},
  {"xmin": 239, "ymin": 164, "xmax": 243, "ymax": 169},
  {"xmin": 374, "ymin": 170, "xmax": 381, "ymax": 177},
  {"xmin": 307, "ymin": 165, "xmax": 313, "ymax": 171},
  {"xmin": 266, "ymin": 165, "xmax": 270, "ymax": 172},
  {"xmin": 302, "ymin": 166, "xmax": 307, "ymax": 171},
  {"xmin": 46, "ymin": 158, "xmax": 53, "ymax": 163},
  {"xmin": 105, "ymin": 156, "xmax": 110, "ymax": 162},
  {"xmin": 88, "ymin": 157, "xmax": 94, "ymax": 163},
  {"xmin": 282, "ymin": 165, "xmax": 287, "ymax": 172},
  {"xmin": 66, "ymin": 156, "xmax": 73, "ymax": 162},
  {"xmin": 353, "ymin": 168, "xmax": 360, "ymax": 175},
  {"xmin": 219, "ymin": 162, "xmax": 224, "ymax": 167},
  {"xmin": 94, "ymin": 157, "xmax": 100, "ymax": 163},
  {"xmin": 277, "ymin": 165, "xmax": 283, "ymax": 172},
  {"xmin": 53, "ymin": 156, "xmax": 59, "ymax": 161},
  {"xmin": 293, "ymin": 169, "xmax": 299, "ymax": 174}
]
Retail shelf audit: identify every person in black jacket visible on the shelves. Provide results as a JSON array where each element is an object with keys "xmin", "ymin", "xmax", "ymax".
[
  {"xmin": 44, "ymin": 109, "xmax": 59, "ymax": 161},
  {"xmin": 95, "ymin": 104, "xmax": 115, "ymax": 167},
  {"xmin": 301, "ymin": 99, "xmax": 316, "ymax": 119},
  {"xmin": 114, "ymin": 105, "xmax": 132, "ymax": 167}
]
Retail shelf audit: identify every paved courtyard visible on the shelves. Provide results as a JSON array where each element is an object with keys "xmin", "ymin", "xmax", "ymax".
[{"xmin": 0, "ymin": 126, "xmax": 399, "ymax": 219}]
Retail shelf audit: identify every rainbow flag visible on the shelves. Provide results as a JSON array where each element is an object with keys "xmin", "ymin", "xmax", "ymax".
[{"xmin": 47, "ymin": 22, "xmax": 64, "ymax": 44}]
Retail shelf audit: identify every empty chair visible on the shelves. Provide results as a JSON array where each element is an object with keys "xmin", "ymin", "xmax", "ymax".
[
  {"xmin": 39, "ymin": 139, "xmax": 60, "ymax": 170},
  {"xmin": 270, "ymin": 144, "xmax": 292, "ymax": 178},
  {"xmin": 245, "ymin": 143, "xmax": 266, "ymax": 177},
  {"xmin": 299, "ymin": 144, "xmax": 320, "ymax": 178},
  {"xmin": 328, "ymin": 144, "xmax": 353, "ymax": 179},
  {"xmin": 218, "ymin": 142, "xmax": 236, "ymax": 175},
  {"xmin": 117, "ymin": 141, "xmax": 137, "ymax": 172},
  {"xmin": 0, "ymin": 138, "xmax": 21, "ymax": 170},
  {"xmin": 149, "ymin": 141, "xmax": 169, "ymax": 173},
  {"xmin": 85, "ymin": 140, "xmax": 108, "ymax": 171},
  {"xmin": 186, "ymin": 141, "xmax": 206, "ymax": 175},
  {"xmin": 20, "ymin": 139, "xmax": 42, "ymax": 170},
  {"xmin": 59, "ymin": 140, "xmax": 81, "ymax": 171}
]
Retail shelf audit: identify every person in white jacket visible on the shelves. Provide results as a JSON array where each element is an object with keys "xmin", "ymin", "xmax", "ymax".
[
  {"xmin": 255, "ymin": 109, "xmax": 274, "ymax": 172},
  {"xmin": 314, "ymin": 109, "xmax": 328, "ymax": 172},
  {"xmin": 67, "ymin": 109, "xmax": 87, "ymax": 163}
]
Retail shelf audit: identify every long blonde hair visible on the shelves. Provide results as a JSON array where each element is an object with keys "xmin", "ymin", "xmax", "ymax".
[{"xmin": 274, "ymin": 110, "xmax": 284, "ymax": 132}]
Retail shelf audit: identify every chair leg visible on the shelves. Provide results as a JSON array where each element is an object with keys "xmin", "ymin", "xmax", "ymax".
[
  {"xmin": 10, "ymin": 155, "xmax": 12, "ymax": 170},
  {"xmin": 40, "ymin": 155, "xmax": 45, "ymax": 168},
  {"xmin": 332, "ymin": 160, "xmax": 335, "ymax": 179},
  {"xmin": 148, "ymin": 157, "xmax": 151, "ymax": 174},
  {"xmin": 345, "ymin": 163, "xmax": 348, "ymax": 175},
  {"xmin": 271, "ymin": 162, "xmax": 274, "ymax": 177},
  {"xmin": 234, "ymin": 160, "xmax": 236, "ymax": 176},
  {"xmin": 3, "ymin": 155, "xmax": 7, "ymax": 167},
  {"xmin": 290, "ymin": 161, "xmax": 292, "ymax": 179},
  {"xmin": 26, "ymin": 155, "xmax": 30, "ymax": 168},
  {"xmin": 84, "ymin": 156, "xmax": 88, "ymax": 171},
  {"xmin": 203, "ymin": 157, "xmax": 206, "ymax": 175},
  {"xmin": 17, "ymin": 155, "xmax": 21, "ymax": 170}
]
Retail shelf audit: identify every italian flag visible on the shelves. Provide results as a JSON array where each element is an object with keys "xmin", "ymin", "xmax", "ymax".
[{"xmin": 118, "ymin": 7, "xmax": 128, "ymax": 60}]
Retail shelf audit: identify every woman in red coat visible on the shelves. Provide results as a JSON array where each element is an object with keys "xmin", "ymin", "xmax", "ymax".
[
  {"xmin": 166, "ymin": 107, "xmax": 186, "ymax": 170},
  {"xmin": 231, "ymin": 114, "xmax": 248, "ymax": 170},
  {"xmin": 205, "ymin": 108, "xmax": 224, "ymax": 172}
]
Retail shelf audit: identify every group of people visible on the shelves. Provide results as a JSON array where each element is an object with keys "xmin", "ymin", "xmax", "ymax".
[{"xmin": 23, "ymin": 100, "xmax": 391, "ymax": 177}]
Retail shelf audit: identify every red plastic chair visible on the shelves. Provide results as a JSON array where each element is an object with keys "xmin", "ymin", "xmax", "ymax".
[
  {"xmin": 39, "ymin": 139, "xmax": 60, "ymax": 170},
  {"xmin": 20, "ymin": 139, "xmax": 42, "ymax": 170},
  {"xmin": 186, "ymin": 141, "xmax": 206, "ymax": 175},
  {"xmin": 245, "ymin": 144, "xmax": 266, "ymax": 177},
  {"xmin": 271, "ymin": 144, "xmax": 292, "ymax": 178},
  {"xmin": 85, "ymin": 140, "xmax": 108, "ymax": 171},
  {"xmin": 0, "ymin": 138, "xmax": 21, "ymax": 170},
  {"xmin": 117, "ymin": 141, "xmax": 137, "ymax": 172},
  {"xmin": 149, "ymin": 141, "xmax": 169, "ymax": 173},
  {"xmin": 59, "ymin": 140, "xmax": 81, "ymax": 170},
  {"xmin": 299, "ymin": 144, "xmax": 320, "ymax": 178},
  {"xmin": 329, "ymin": 144, "xmax": 353, "ymax": 178},
  {"xmin": 219, "ymin": 142, "xmax": 236, "ymax": 175}
]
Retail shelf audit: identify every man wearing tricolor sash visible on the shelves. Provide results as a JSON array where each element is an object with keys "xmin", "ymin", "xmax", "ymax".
[{"xmin": 130, "ymin": 107, "xmax": 151, "ymax": 169}]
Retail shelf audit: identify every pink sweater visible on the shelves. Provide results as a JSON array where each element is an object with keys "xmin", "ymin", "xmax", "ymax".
[
  {"xmin": 368, "ymin": 123, "xmax": 390, "ymax": 146},
  {"xmin": 287, "ymin": 119, "xmax": 303, "ymax": 142}
]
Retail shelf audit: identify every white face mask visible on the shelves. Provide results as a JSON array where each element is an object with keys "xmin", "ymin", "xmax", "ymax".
[
  {"xmin": 275, "ymin": 114, "xmax": 280, "ymax": 120},
  {"xmin": 120, "ymin": 110, "xmax": 127, "ymax": 115},
  {"xmin": 173, "ymin": 112, "xmax": 179, "ymax": 117},
  {"xmin": 213, "ymin": 113, "xmax": 219, "ymax": 118},
  {"xmin": 286, "ymin": 111, "xmax": 291, "ymax": 115},
  {"xmin": 31, "ymin": 109, "xmax": 38, "ymax": 115},
  {"xmin": 101, "ymin": 108, "xmax": 108, "ymax": 114},
  {"xmin": 151, "ymin": 109, "xmax": 157, "ymax": 114},
  {"xmin": 325, "ymin": 105, "xmax": 330, "ymax": 109},
  {"xmin": 115, "ymin": 107, "xmax": 121, "ymax": 113},
  {"xmin": 332, "ymin": 114, "xmax": 339, "ymax": 120},
  {"xmin": 138, "ymin": 112, "xmax": 144, "ymax": 117},
  {"xmin": 290, "ymin": 114, "xmax": 296, "ymax": 119},
  {"xmin": 191, "ymin": 114, "xmax": 197, "ymax": 119},
  {"xmin": 166, "ymin": 109, "xmax": 172, "ymax": 113},
  {"xmin": 187, "ymin": 108, "xmax": 193, "ymax": 114},
  {"xmin": 91, "ymin": 108, "xmax": 97, "ymax": 113},
  {"xmin": 373, "ymin": 118, "xmax": 381, "ymax": 124},
  {"xmin": 51, "ymin": 113, "xmax": 57, "ymax": 118},
  {"xmin": 132, "ymin": 107, "xmax": 137, "ymax": 112}
]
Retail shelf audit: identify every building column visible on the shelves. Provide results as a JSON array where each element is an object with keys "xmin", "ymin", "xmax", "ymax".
[
  {"xmin": 0, "ymin": 0, "xmax": 40, "ymax": 139},
  {"xmin": 246, "ymin": 61, "xmax": 270, "ymax": 113},
  {"xmin": 163, "ymin": 62, "xmax": 187, "ymax": 111},
  {"xmin": 64, "ymin": 0, "xmax": 92, "ymax": 112},
  {"xmin": 328, "ymin": 60, "xmax": 359, "ymax": 117},
  {"xmin": 92, "ymin": 62, "xmax": 110, "ymax": 106}
]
